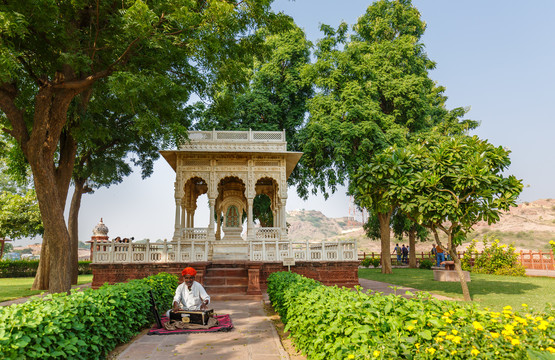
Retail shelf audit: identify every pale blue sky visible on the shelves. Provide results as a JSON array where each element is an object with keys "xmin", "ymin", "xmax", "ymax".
[{"xmin": 18, "ymin": 1, "xmax": 555, "ymax": 245}]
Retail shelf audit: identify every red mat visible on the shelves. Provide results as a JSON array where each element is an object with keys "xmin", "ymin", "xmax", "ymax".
[{"xmin": 148, "ymin": 314, "xmax": 233, "ymax": 335}]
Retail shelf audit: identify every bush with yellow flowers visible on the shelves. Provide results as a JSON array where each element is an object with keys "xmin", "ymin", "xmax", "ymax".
[
  {"xmin": 268, "ymin": 272, "xmax": 555, "ymax": 359},
  {"xmin": 462, "ymin": 237, "xmax": 526, "ymax": 276}
]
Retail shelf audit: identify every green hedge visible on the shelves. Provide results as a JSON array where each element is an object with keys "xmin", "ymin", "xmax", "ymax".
[
  {"xmin": 267, "ymin": 272, "xmax": 555, "ymax": 359},
  {"xmin": 0, "ymin": 272, "xmax": 178, "ymax": 359},
  {"xmin": 0, "ymin": 260, "xmax": 92, "ymax": 278}
]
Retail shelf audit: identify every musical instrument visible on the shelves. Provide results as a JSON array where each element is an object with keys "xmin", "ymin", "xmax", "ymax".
[{"xmin": 169, "ymin": 309, "xmax": 214, "ymax": 325}]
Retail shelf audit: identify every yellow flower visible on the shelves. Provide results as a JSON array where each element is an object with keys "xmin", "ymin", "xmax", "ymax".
[
  {"xmin": 546, "ymin": 347, "xmax": 555, "ymax": 353},
  {"xmin": 446, "ymin": 335, "xmax": 455, "ymax": 340},
  {"xmin": 348, "ymin": 355, "xmax": 355, "ymax": 359},
  {"xmin": 452, "ymin": 336, "xmax": 461, "ymax": 344},
  {"xmin": 511, "ymin": 339, "xmax": 520, "ymax": 346},
  {"xmin": 471, "ymin": 348, "xmax": 480, "ymax": 356},
  {"xmin": 538, "ymin": 321, "xmax": 549, "ymax": 331},
  {"xmin": 445, "ymin": 318, "xmax": 453, "ymax": 324},
  {"xmin": 473, "ymin": 321, "xmax": 484, "ymax": 331},
  {"xmin": 523, "ymin": 330, "xmax": 527, "ymax": 334},
  {"xmin": 437, "ymin": 331, "xmax": 447, "ymax": 337},
  {"xmin": 436, "ymin": 337, "xmax": 444, "ymax": 343},
  {"xmin": 521, "ymin": 303, "xmax": 528, "ymax": 308},
  {"xmin": 415, "ymin": 343, "xmax": 420, "ymax": 349},
  {"xmin": 504, "ymin": 324, "xmax": 515, "ymax": 331},
  {"xmin": 503, "ymin": 305, "xmax": 512, "ymax": 311},
  {"xmin": 425, "ymin": 348, "xmax": 436, "ymax": 355},
  {"xmin": 406, "ymin": 325, "xmax": 415, "ymax": 331},
  {"xmin": 451, "ymin": 329, "xmax": 458, "ymax": 335},
  {"xmin": 548, "ymin": 316, "xmax": 554, "ymax": 321},
  {"xmin": 373, "ymin": 350, "xmax": 380, "ymax": 358},
  {"xmin": 490, "ymin": 332, "xmax": 500, "ymax": 339},
  {"xmin": 451, "ymin": 350, "xmax": 457, "ymax": 355}
]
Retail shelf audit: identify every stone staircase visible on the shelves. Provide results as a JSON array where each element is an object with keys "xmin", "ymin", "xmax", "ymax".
[{"xmin": 203, "ymin": 263, "xmax": 262, "ymax": 301}]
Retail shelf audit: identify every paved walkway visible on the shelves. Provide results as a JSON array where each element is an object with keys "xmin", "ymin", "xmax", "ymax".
[
  {"xmin": 525, "ymin": 269, "xmax": 555, "ymax": 277},
  {"xmin": 115, "ymin": 299, "xmax": 288, "ymax": 360}
]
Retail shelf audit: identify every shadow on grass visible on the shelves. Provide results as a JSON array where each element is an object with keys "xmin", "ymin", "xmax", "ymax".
[{"xmin": 358, "ymin": 268, "xmax": 541, "ymax": 300}]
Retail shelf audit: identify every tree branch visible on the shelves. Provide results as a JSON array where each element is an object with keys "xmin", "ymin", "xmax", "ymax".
[{"xmin": 0, "ymin": 82, "xmax": 29, "ymax": 147}]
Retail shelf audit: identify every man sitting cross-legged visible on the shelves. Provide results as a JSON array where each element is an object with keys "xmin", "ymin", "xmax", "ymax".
[{"xmin": 166, "ymin": 267, "xmax": 210, "ymax": 317}]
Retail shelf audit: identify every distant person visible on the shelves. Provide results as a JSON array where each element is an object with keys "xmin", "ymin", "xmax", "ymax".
[
  {"xmin": 401, "ymin": 244, "xmax": 408, "ymax": 264},
  {"xmin": 431, "ymin": 244, "xmax": 437, "ymax": 264},
  {"xmin": 393, "ymin": 244, "xmax": 402, "ymax": 264},
  {"xmin": 436, "ymin": 244, "xmax": 445, "ymax": 267}
]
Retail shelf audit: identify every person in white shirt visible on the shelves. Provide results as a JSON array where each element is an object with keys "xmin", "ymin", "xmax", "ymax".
[{"xmin": 170, "ymin": 267, "xmax": 210, "ymax": 314}]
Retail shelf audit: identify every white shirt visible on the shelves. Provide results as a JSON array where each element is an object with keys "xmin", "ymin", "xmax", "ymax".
[{"xmin": 172, "ymin": 281, "xmax": 210, "ymax": 310}]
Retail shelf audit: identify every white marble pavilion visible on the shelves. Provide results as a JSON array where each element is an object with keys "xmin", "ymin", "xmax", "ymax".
[{"xmin": 91, "ymin": 130, "xmax": 356, "ymax": 263}]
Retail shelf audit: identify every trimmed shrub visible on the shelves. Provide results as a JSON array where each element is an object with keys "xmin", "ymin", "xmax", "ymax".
[
  {"xmin": 267, "ymin": 272, "xmax": 555, "ymax": 360},
  {"xmin": 0, "ymin": 272, "xmax": 178, "ymax": 359},
  {"xmin": 0, "ymin": 260, "xmax": 92, "ymax": 278},
  {"xmin": 419, "ymin": 259, "xmax": 433, "ymax": 269},
  {"xmin": 360, "ymin": 258, "xmax": 371, "ymax": 267},
  {"xmin": 462, "ymin": 237, "xmax": 526, "ymax": 276}
]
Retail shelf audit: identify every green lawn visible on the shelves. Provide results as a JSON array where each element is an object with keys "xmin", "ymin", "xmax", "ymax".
[
  {"xmin": 359, "ymin": 268, "xmax": 555, "ymax": 313},
  {"xmin": 0, "ymin": 275, "xmax": 93, "ymax": 302}
]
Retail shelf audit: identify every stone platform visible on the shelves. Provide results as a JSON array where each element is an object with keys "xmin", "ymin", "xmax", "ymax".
[
  {"xmin": 433, "ymin": 269, "xmax": 471, "ymax": 282},
  {"xmin": 91, "ymin": 260, "xmax": 360, "ymax": 298}
]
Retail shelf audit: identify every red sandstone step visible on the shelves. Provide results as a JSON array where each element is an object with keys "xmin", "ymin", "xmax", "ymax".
[
  {"xmin": 204, "ymin": 277, "xmax": 248, "ymax": 286},
  {"xmin": 210, "ymin": 294, "xmax": 263, "ymax": 301},
  {"xmin": 205, "ymin": 285, "xmax": 248, "ymax": 295},
  {"xmin": 205, "ymin": 268, "xmax": 247, "ymax": 277}
]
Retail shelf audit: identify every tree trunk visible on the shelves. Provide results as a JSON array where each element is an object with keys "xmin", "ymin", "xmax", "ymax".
[
  {"xmin": 448, "ymin": 233, "xmax": 471, "ymax": 301},
  {"xmin": 30, "ymin": 160, "xmax": 72, "ymax": 293},
  {"xmin": 69, "ymin": 179, "xmax": 85, "ymax": 284},
  {"xmin": 25, "ymin": 86, "xmax": 78, "ymax": 293},
  {"xmin": 32, "ymin": 235, "xmax": 50, "ymax": 290},
  {"xmin": 408, "ymin": 228, "xmax": 417, "ymax": 268},
  {"xmin": 377, "ymin": 212, "xmax": 392, "ymax": 274}
]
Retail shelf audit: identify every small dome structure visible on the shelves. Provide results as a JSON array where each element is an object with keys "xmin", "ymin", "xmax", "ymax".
[{"xmin": 93, "ymin": 218, "xmax": 109, "ymax": 237}]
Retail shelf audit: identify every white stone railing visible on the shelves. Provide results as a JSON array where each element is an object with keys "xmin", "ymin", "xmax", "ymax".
[
  {"xmin": 249, "ymin": 240, "xmax": 357, "ymax": 262},
  {"xmin": 186, "ymin": 130, "xmax": 285, "ymax": 142},
  {"xmin": 255, "ymin": 227, "xmax": 281, "ymax": 240},
  {"xmin": 92, "ymin": 239, "xmax": 209, "ymax": 263},
  {"xmin": 92, "ymin": 237, "xmax": 357, "ymax": 263},
  {"xmin": 182, "ymin": 228, "xmax": 208, "ymax": 241}
]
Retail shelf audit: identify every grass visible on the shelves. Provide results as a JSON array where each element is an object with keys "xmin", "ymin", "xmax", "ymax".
[
  {"xmin": 0, "ymin": 274, "xmax": 93, "ymax": 302},
  {"xmin": 359, "ymin": 268, "xmax": 555, "ymax": 313}
]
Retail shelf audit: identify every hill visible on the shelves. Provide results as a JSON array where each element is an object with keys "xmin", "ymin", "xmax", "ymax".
[{"xmin": 287, "ymin": 199, "xmax": 555, "ymax": 252}]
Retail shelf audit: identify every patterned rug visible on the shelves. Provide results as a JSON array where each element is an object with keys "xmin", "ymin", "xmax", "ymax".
[{"xmin": 148, "ymin": 314, "xmax": 233, "ymax": 335}]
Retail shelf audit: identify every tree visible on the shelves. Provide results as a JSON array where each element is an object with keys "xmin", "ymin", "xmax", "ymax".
[
  {"xmin": 192, "ymin": 22, "xmax": 313, "ymax": 153},
  {"xmin": 294, "ymin": 0, "xmax": 474, "ymax": 199},
  {"xmin": 350, "ymin": 146, "xmax": 418, "ymax": 274},
  {"xmin": 394, "ymin": 136, "xmax": 521, "ymax": 301},
  {"xmin": 0, "ymin": 139, "xmax": 43, "ymax": 241},
  {"xmin": 0, "ymin": 0, "xmax": 285, "ymax": 293},
  {"xmin": 364, "ymin": 210, "xmax": 428, "ymax": 268},
  {"xmin": 67, "ymin": 76, "xmax": 190, "ymax": 284}
]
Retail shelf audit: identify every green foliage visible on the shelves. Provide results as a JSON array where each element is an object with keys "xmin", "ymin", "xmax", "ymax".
[
  {"xmin": 550, "ymin": 240, "xmax": 555, "ymax": 253},
  {"xmin": 0, "ymin": 189, "xmax": 43, "ymax": 240},
  {"xmin": 267, "ymin": 271, "xmax": 555, "ymax": 359},
  {"xmin": 462, "ymin": 238, "xmax": 526, "ymax": 276},
  {"xmin": 0, "ymin": 260, "xmax": 92, "ymax": 278},
  {"xmin": 419, "ymin": 259, "xmax": 433, "ymax": 269},
  {"xmin": 360, "ymin": 257, "xmax": 372, "ymax": 267},
  {"xmin": 294, "ymin": 0, "xmax": 475, "ymax": 199},
  {"xmin": 0, "ymin": 273, "xmax": 177, "ymax": 359}
]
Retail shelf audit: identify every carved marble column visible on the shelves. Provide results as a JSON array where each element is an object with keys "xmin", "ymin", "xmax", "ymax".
[
  {"xmin": 208, "ymin": 198, "xmax": 216, "ymax": 240},
  {"xmin": 174, "ymin": 199, "xmax": 181, "ymax": 239},
  {"xmin": 216, "ymin": 210, "xmax": 221, "ymax": 240},
  {"xmin": 181, "ymin": 204, "xmax": 186, "ymax": 231},
  {"xmin": 247, "ymin": 197, "xmax": 254, "ymax": 241},
  {"xmin": 280, "ymin": 199, "xmax": 287, "ymax": 240}
]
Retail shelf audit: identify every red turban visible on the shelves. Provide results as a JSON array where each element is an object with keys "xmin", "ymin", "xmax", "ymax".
[{"xmin": 182, "ymin": 267, "xmax": 197, "ymax": 277}]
